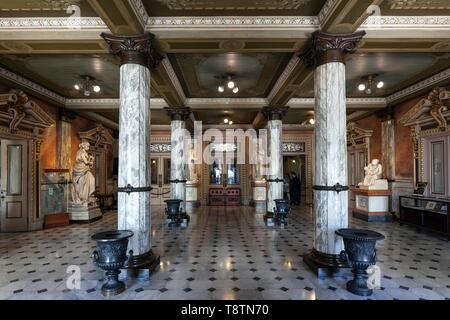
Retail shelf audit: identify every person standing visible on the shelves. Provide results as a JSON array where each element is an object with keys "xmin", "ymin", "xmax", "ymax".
[
  {"xmin": 290, "ymin": 172, "xmax": 301, "ymax": 205},
  {"xmin": 283, "ymin": 173, "xmax": 290, "ymax": 200}
]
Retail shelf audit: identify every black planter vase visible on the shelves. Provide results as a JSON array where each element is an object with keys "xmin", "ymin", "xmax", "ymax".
[
  {"xmin": 335, "ymin": 228, "xmax": 385, "ymax": 296},
  {"xmin": 91, "ymin": 230, "xmax": 134, "ymax": 297},
  {"xmin": 273, "ymin": 199, "xmax": 290, "ymax": 225},
  {"xmin": 165, "ymin": 199, "xmax": 189, "ymax": 225}
]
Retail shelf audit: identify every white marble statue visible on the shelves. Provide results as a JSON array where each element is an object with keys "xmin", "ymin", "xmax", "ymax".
[
  {"xmin": 72, "ymin": 141, "xmax": 96, "ymax": 205},
  {"xmin": 358, "ymin": 159, "xmax": 388, "ymax": 189}
]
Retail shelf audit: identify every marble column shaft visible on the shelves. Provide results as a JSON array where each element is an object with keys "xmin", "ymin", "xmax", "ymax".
[
  {"xmin": 313, "ymin": 62, "xmax": 348, "ymax": 255},
  {"xmin": 170, "ymin": 119, "xmax": 186, "ymax": 209},
  {"xmin": 267, "ymin": 119, "xmax": 283, "ymax": 213},
  {"xmin": 56, "ymin": 120, "xmax": 72, "ymax": 170},
  {"xmin": 118, "ymin": 63, "xmax": 151, "ymax": 256}
]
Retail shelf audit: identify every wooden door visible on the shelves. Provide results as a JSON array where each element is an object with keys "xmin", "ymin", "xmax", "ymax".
[{"xmin": 0, "ymin": 139, "xmax": 28, "ymax": 232}]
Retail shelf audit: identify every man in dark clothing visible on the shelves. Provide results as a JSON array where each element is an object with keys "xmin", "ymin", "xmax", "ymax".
[{"xmin": 290, "ymin": 172, "xmax": 301, "ymax": 205}]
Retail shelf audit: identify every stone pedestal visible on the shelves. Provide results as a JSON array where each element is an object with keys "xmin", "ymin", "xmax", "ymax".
[
  {"xmin": 300, "ymin": 30, "xmax": 365, "ymax": 277},
  {"xmin": 352, "ymin": 188, "xmax": 392, "ymax": 222},
  {"xmin": 69, "ymin": 203, "xmax": 102, "ymax": 223},
  {"xmin": 251, "ymin": 180, "xmax": 267, "ymax": 211},
  {"xmin": 262, "ymin": 106, "xmax": 289, "ymax": 220},
  {"xmin": 185, "ymin": 181, "xmax": 200, "ymax": 209},
  {"xmin": 102, "ymin": 32, "xmax": 160, "ymax": 276}
]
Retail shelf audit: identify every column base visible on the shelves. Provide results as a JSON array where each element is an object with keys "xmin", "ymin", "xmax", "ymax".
[
  {"xmin": 124, "ymin": 250, "xmax": 160, "ymax": 280},
  {"xmin": 303, "ymin": 248, "xmax": 350, "ymax": 278}
]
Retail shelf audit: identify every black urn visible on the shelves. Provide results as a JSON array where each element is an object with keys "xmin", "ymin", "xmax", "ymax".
[
  {"xmin": 165, "ymin": 199, "xmax": 189, "ymax": 224},
  {"xmin": 335, "ymin": 228, "xmax": 385, "ymax": 296},
  {"xmin": 273, "ymin": 199, "xmax": 290, "ymax": 225},
  {"xmin": 91, "ymin": 230, "xmax": 133, "ymax": 297}
]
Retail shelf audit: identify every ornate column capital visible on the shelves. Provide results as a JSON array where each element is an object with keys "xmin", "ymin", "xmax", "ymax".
[
  {"xmin": 300, "ymin": 30, "xmax": 365, "ymax": 69},
  {"xmin": 164, "ymin": 106, "xmax": 191, "ymax": 121},
  {"xmin": 262, "ymin": 106, "xmax": 290, "ymax": 121},
  {"xmin": 101, "ymin": 32, "xmax": 162, "ymax": 69}
]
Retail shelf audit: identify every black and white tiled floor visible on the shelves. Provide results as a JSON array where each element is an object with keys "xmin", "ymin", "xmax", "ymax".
[{"xmin": 1, "ymin": 205, "xmax": 450, "ymax": 300}]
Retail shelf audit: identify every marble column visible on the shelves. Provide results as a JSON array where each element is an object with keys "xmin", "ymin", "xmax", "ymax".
[
  {"xmin": 165, "ymin": 107, "xmax": 191, "ymax": 212},
  {"xmin": 301, "ymin": 30, "xmax": 365, "ymax": 277},
  {"xmin": 102, "ymin": 32, "xmax": 160, "ymax": 273},
  {"xmin": 56, "ymin": 108, "xmax": 76, "ymax": 170},
  {"xmin": 262, "ymin": 106, "xmax": 289, "ymax": 218}
]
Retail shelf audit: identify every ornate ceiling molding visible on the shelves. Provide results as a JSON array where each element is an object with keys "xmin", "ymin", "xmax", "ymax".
[
  {"xmin": 317, "ymin": 0, "xmax": 340, "ymax": 26},
  {"xmin": 0, "ymin": 17, "xmax": 106, "ymax": 29},
  {"xmin": 147, "ymin": 16, "xmax": 320, "ymax": 28},
  {"xmin": 361, "ymin": 16, "xmax": 450, "ymax": 29},
  {"xmin": 386, "ymin": 68, "xmax": 450, "ymax": 104},
  {"xmin": 0, "ymin": 66, "xmax": 66, "ymax": 105},
  {"xmin": 161, "ymin": 58, "xmax": 187, "ymax": 104},
  {"xmin": 129, "ymin": 0, "xmax": 149, "ymax": 28},
  {"xmin": 65, "ymin": 98, "xmax": 167, "ymax": 110},
  {"xmin": 267, "ymin": 54, "xmax": 300, "ymax": 103}
]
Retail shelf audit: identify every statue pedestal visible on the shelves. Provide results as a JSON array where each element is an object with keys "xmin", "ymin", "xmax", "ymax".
[
  {"xmin": 352, "ymin": 188, "xmax": 392, "ymax": 222},
  {"xmin": 250, "ymin": 180, "xmax": 267, "ymax": 211},
  {"xmin": 358, "ymin": 179, "xmax": 388, "ymax": 190},
  {"xmin": 185, "ymin": 181, "xmax": 200, "ymax": 210},
  {"xmin": 69, "ymin": 203, "xmax": 102, "ymax": 223}
]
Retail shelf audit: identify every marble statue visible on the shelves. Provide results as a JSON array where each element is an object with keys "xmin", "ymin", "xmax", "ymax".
[
  {"xmin": 358, "ymin": 159, "xmax": 388, "ymax": 190},
  {"xmin": 72, "ymin": 141, "xmax": 96, "ymax": 205}
]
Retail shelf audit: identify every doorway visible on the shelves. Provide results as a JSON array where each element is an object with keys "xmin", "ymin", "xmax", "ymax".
[
  {"xmin": 283, "ymin": 155, "xmax": 307, "ymax": 204},
  {"xmin": 150, "ymin": 155, "xmax": 171, "ymax": 205},
  {"xmin": 0, "ymin": 139, "xmax": 28, "ymax": 232},
  {"xmin": 208, "ymin": 160, "xmax": 241, "ymax": 206}
]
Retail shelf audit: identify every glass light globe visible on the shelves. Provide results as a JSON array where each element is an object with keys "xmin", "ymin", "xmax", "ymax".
[
  {"xmin": 74, "ymin": 84, "xmax": 80, "ymax": 90},
  {"xmin": 224, "ymin": 118, "xmax": 229, "ymax": 123},
  {"xmin": 218, "ymin": 86, "xmax": 224, "ymax": 92},
  {"xmin": 309, "ymin": 118, "xmax": 315, "ymax": 125},
  {"xmin": 376, "ymin": 81, "xmax": 384, "ymax": 89},
  {"xmin": 227, "ymin": 81, "xmax": 235, "ymax": 89},
  {"xmin": 358, "ymin": 84, "xmax": 366, "ymax": 91},
  {"xmin": 229, "ymin": 121, "xmax": 233, "ymax": 125},
  {"xmin": 232, "ymin": 87, "xmax": 239, "ymax": 93},
  {"xmin": 93, "ymin": 85, "xmax": 101, "ymax": 93}
]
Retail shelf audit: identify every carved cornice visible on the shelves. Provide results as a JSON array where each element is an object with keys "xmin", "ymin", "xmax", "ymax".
[
  {"xmin": 387, "ymin": 68, "xmax": 450, "ymax": 104},
  {"xmin": 347, "ymin": 121, "xmax": 373, "ymax": 147},
  {"xmin": 101, "ymin": 32, "xmax": 161, "ymax": 69},
  {"xmin": 262, "ymin": 106, "xmax": 290, "ymax": 120},
  {"xmin": 164, "ymin": 106, "xmax": 191, "ymax": 121},
  {"xmin": 79, "ymin": 124, "xmax": 114, "ymax": 148},
  {"xmin": 0, "ymin": 66, "xmax": 65, "ymax": 105},
  {"xmin": 300, "ymin": 30, "xmax": 365, "ymax": 69}
]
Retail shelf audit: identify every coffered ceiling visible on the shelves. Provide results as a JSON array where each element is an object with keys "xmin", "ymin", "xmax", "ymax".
[
  {"xmin": 169, "ymin": 52, "xmax": 291, "ymax": 98},
  {"xmin": 0, "ymin": 0, "xmax": 449, "ymax": 130},
  {"xmin": 0, "ymin": 54, "xmax": 120, "ymax": 98}
]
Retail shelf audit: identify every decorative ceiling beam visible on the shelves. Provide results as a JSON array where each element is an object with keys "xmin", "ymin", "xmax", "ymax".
[
  {"xmin": 78, "ymin": 111, "xmax": 119, "ymax": 130},
  {"xmin": 87, "ymin": 0, "xmax": 147, "ymax": 35},
  {"xmin": 319, "ymin": 0, "xmax": 384, "ymax": 33}
]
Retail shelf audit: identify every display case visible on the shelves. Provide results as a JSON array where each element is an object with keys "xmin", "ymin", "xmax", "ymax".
[
  {"xmin": 40, "ymin": 169, "xmax": 70, "ymax": 228},
  {"xmin": 399, "ymin": 196, "xmax": 450, "ymax": 240}
]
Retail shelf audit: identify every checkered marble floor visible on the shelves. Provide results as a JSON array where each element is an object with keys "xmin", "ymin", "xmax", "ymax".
[{"xmin": 1, "ymin": 205, "xmax": 450, "ymax": 300}]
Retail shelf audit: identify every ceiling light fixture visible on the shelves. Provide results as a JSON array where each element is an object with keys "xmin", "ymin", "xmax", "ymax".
[
  {"xmin": 224, "ymin": 118, "xmax": 229, "ymax": 124},
  {"xmin": 229, "ymin": 121, "xmax": 233, "ymax": 125},
  {"xmin": 309, "ymin": 118, "xmax": 315, "ymax": 125},
  {"xmin": 358, "ymin": 74, "xmax": 384, "ymax": 95},
  {"xmin": 217, "ymin": 74, "xmax": 239, "ymax": 94},
  {"xmin": 74, "ymin": 75, "xmax": 101, "ymax": 97}
]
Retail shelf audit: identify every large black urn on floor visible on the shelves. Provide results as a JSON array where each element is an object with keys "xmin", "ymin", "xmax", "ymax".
[
  {"xmin": 165, "ymin": 199, "xmax": 189, "ymax": 225},
  {"xmin": 91, "ymin": 230, "xmax": 133, "ymax": 297},
  {"xmin": 273, "ymin": 199, "xmax": 290, "ymax": 225},
  {"xmin": 335, "ymin": 228, "xmax": 385, "ymax": 296}
]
